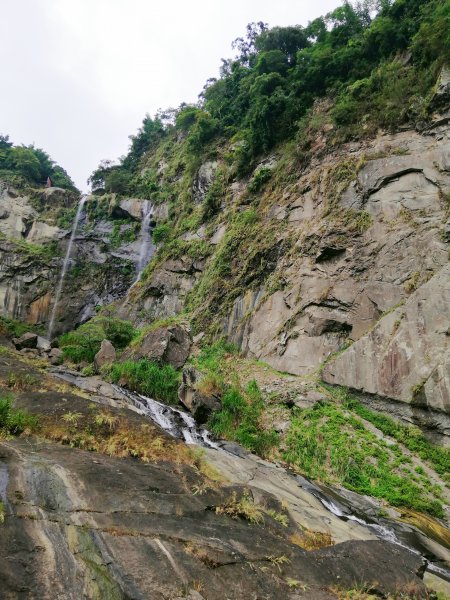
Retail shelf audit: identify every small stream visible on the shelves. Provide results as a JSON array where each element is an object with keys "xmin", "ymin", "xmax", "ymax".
[
  {"xmin": 115, "ymin": 386, "xmax": 219, "ymax": 448},
  {"xmin": 116, "ymin": 385, "xmax": 450, "ymax": 583}
]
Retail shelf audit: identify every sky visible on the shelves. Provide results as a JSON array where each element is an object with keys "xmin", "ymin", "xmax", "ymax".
[{"xmin": 1, "ymin": 0, "xmax": 341, "ymax": 191}]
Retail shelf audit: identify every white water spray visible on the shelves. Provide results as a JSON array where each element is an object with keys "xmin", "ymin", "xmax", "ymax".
[
  {"xmin": 47, "ymin": 196, "xmax": 87, "ymax": 339},
  {"xmin": 136, "ymin": 200, "xmax": 155, "ymax": 279}
]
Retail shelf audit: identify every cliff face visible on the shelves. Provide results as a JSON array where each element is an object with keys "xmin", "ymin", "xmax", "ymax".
[
  {"xmin": 118, "ymin": 114, "xmax": 449, "ymax": 427},
  {"xmin": 0, "ymin": 185, "xmax": 150, "ymax": 335}
]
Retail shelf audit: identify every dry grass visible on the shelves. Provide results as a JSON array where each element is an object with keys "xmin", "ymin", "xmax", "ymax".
[
  {"xmin": 6, "ymin": 371, "xmax": 40, "ymax": 391},
  {"xmin": 36, "ymin": 409, "xmax": 219, "ymax": 482},
  {"xmin": 214, "ymin": 490, "xmax": 264, "ymax": 525},
  {"xmin": 196, "ymin": 373, "xmax": 222, "ymax": 397},
  {"xmin": 290, "ymin": 529, "xmax": 334, "ymax": 551},
  {"xmin": 185, "ymin": 541, "xmax": 220, "ymax": 568},
  {"xmin": 335, "ymin": 586, "xmax": 427, "ymax": 600}
]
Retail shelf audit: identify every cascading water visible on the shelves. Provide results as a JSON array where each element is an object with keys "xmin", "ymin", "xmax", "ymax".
[
  {"xmin": 136, "ymin": 200, "xmax": 155, "ymax": 279},
  {"xmin": 47, "ymin": 195, "xmax": 87, "ymax": 339},
  {"xmin": 115, "ymin": 385, "xmax": 219, "ymax": 448},
  {"xmin": 50, "ymin": 366, "xmax": 450, "ymax": 585}
]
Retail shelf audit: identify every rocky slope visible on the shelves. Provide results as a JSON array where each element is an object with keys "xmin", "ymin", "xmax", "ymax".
[
  {"xmin": 0, "ymin": 352, "xmax": 446, "ymax": 600},
  {"xmin": 117, "ymin": 110, "xmax": 450, "ymax": 440}
]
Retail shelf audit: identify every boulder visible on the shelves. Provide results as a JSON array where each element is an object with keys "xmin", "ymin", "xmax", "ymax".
[
  {"xmin": 41, "ymin": 187, "xmax": 77, "ymax": 208},
  {"xmin": 94, "ymin": 339, "xmax": 116, "ymax": 371},
  {"xmin": 192, "ymin": 160, "xmax": 218, "ymax": 203},
  {"xmin": 178, "ymin": 366, "xmax": 221, "ymax": 424},
  {"xmin": 26, "ymin": 221, "xmax": 61, "ymax": 243},
  {"xmin": 19, "ymin": 348, "xmax": 39, "ymax": 358},
  {"xmin": 430, "ymin": 65, "xmax": 450, "ymax": 111},
  {"xmin": 122, "ymin": 325, "xmax": 191, "ymax": 369},
  {"xmin": 117, "ymin": 198, "xmax": 144, "ymax": 220},
  {"xmin": 37, "ymin": 336, "xmax": 51, "ymax": 352},
  {"xmin": 48, "ymin": 348, "xmax": 63, "ymax": 365},
  {"xmin": 13, "ymin": 332, "xmax": 38, "ymax": 350}
]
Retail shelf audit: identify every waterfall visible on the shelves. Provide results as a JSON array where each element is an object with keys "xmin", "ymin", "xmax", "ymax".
[
  {"xmin": 114, "ymin": 385, "xmax": 219, "ymax": 449},
  {"xmin": 47, "ymin": 196, "xmax": 87, "ymax": 339},
  {"xmin": 136, "ymin": 200, "xmax": 155, "ymax": 279}
]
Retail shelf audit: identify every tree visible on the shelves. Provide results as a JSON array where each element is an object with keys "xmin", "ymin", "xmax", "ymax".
[
  {"xmin": 232, "ymin": 22, "xmax": 268, "ymax": 65},
  {"xmin": 255, "ymin": 26, "xmax": 310, "ymax": 65},
  {"xmin": 9, "ymin": 147, "xmax": 41, "ymax": 181}
]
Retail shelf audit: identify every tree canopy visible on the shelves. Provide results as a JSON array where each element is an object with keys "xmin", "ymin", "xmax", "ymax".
[
  {"xmin": 89, "ymin": 0, "xmax": 450, "ymax": 193},
  {"xmin": 0, "ymin": 135, "xmax": 77, "ymax": 191}
]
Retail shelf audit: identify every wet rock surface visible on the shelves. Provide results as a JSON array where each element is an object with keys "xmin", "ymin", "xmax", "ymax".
[
  {"xmin": 179, "ymin": 366, "xmax": 221, "ymax": 424},
  {"xmin": 0, "ymin": 354, "xmax": 447, "ymax": 598},
  {"xmin": 0, "ymin": 437, "xmax": 429, "ymax": 600}
]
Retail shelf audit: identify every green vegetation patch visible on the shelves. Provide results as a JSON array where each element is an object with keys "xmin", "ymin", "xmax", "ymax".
[
  {"xmin": 0, "ymin": 316, "xmax": 42, "ymax": 339},
  {"xmin": 108, "ymin": 359, "xmax": 180, "ymax": 405},
  {"xmin": 109, "ymin": 219, "xmax": 140, "ymax": 248},
  {"xmin": 59, "ymin": 316, "xmax": 136, "ymax": 364},
  {"xmin": 335, "ymin": 388, "xmax": 450, "ymax": 481},
  {"xmin": 283, "ymin": 397, "xmax": 445, "ymax": 518},
  {"xmin": 13, "ymin": 238, "xmax": 60, "ymax": 261},
  {"xmin": 210, "ymin": 380, "xmax": 279, "ymax": 458},
  {"xmin": 0, "ymin": 396, "xmax": 38, "ymax": 436}
]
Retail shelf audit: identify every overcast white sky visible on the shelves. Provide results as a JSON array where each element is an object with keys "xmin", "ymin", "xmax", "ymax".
[{"xmin": 1, "ymin": 0, "xmax": 340, "ymax": 190}]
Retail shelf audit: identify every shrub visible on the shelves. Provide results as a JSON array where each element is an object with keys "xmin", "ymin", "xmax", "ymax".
[
  {"xmin": 0, "ymin": 396, "xmax": 37, "ymax": 435},
  {"xmin": 58, "ymin": 316, "xmax": 136, "ymax": 364},
  {"xmin": 215, "ymin": 490, "xmax": 264, "ymax": 524},
  {"xmin": 210, "ymin": 380, "xmax": 279, "ymax": 457},
  {"xmin": 248, "ymin": 167, "xmax": 272, "ymax": 193},
  {"xmin": 109, "ymin": 359, "xmax": 180, "ymax": 404},
  {"xmin": 152, "ymin": 223, "xmax": 171, "ymax": 244}
]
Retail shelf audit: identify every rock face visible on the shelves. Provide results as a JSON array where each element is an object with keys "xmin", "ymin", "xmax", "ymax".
[
  {"xmin": 94, "ymin": 339, "xmax": 116, "ymax": 371},
  {"xmin": 192, "ymin": 160, "xmax": 218, "ymax": 203},
  {"xmin": 0, "ymin": 436, "xmax": 428, "ymax": 600},
  {"xmin": 179, "ymin": 366, "xmax": 221, "ymax": 424},
  {"xmin": 323, "ymin": 267, "xmax": 450, "ymax": 411},
  {"xmin": 0, "ymin": 185, "xmax": 152, "ymax": 334},
  {"xmin": 122, "ymin": 324, "xmax": 191, "ymax": 369}
]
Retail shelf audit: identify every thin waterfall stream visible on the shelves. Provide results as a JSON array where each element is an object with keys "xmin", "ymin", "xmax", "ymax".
[
  {"xmin": 136, "ymin": 199, "xmax": 155, "ymax": 280},
  {"xmin": 47, "ymin": 195, "xmax": 87, "ymax": 339}
]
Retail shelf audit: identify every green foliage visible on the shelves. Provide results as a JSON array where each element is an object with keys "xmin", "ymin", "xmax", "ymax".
[
  {"xmin": 0, "ymin": 135, "xmax": 77, "ymax": 190},
  {"xmin": 192, "ymin": 338, "xmax": 239, "ymax": 373},
  {"xmin": 248, "ymin": 167, "xmax": 272, "ymax": 193},
  {"xmin": 0, "ymin": 396, "xmax": 38, "ymax": 435},
  {"xmin": 186, "ymin": 111, "xmax": 220, "ymax": 153},
  {"xmin": 109, "ymin": 359, "xmax": 180, "ymax": 404},
  {"xmin": 0, "ymin": 316, "xmax": 41, "ymax": 338},
  {"xmin": 283, "ymin": 397, "xmax": 445, "ymax": 517},
  {"xmin": 13, "ymin": 238, "xmax": 60, "ymax": 261},
  {"xmin": 56, "ymin": 206, "xmax": 77, "ymax": 229},
  {"xmin": 152, "ymin": 223, "xmax": 171, "ymax": 244},
  {"xmin": 89, "ymin": 0, "xmax": 448, "ymax": 205},
  {"xmin": 334, "ymin": 388, "xmax": 450, "ymax": 479},
  {"xmin": 210, "ymin": 380, "xmax": 279, "ymax": 457},
  {"xmin": 202, "ymin": 171, "xmax": 227, "ymax": 221},
  {"xmin": 109, "ymin": 219, "xmax": 139, "ymax": 247},
  {"xmin": 58, "ymin": 316, "xmax": 136, "ymax": 364}
]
